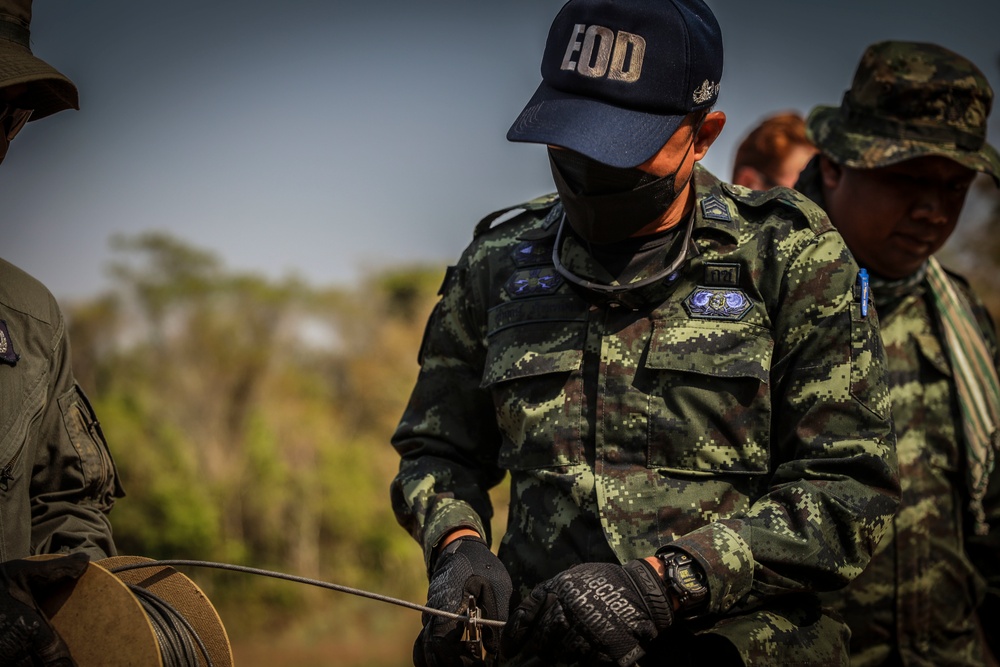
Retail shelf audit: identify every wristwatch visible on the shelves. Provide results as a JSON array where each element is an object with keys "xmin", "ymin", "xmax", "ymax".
[{"xmin": 656, "ymin": 550, "xmax": 709, "ymax": 616}]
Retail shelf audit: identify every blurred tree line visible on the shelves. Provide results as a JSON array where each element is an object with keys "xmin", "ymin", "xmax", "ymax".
[
  {"xmin": 954, "ymin": 175, "xmax": 1000, "ymax": 321},
  {"xmin": 65, "ymin": 232, "xmax": 450, "ymax": 664}
]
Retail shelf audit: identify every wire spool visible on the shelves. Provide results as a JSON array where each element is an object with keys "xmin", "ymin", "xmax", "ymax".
[{"xmin": 29, "ymin": 554, "xmax": 233, "ymax": 667}]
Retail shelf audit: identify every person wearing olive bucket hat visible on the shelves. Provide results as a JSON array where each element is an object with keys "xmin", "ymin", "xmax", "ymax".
[
  {"xmin": 795, "ymin": 40, "xmax": 1000, "ymax": 666},
  {"xmin": 0, "ymin": 0, "xmax": 79, "ymax": 160},
  {"xmin": 0, "ymin": 0, "xmax": 125, "ymax": 665}
]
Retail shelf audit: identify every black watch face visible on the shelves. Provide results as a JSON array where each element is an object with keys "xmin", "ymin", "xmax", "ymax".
[{"xmin": 676, "ymin": 562, "xmax": 707, "ymax": 598}]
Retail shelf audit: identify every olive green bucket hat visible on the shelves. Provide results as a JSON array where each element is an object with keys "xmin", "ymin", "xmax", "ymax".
[
  {"xmin": 0, "ymin": 0, "xmax": 78, "ymax": 120},
  {"xmin": 806, "ymin": 40, "xmax": 1000, "ymax": 185}
]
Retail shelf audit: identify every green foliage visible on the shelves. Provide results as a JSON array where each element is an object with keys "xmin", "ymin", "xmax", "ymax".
[
  {"xmin": 95, "ymin": 389, "xmax": 221, "ymax": 559},
  {"xmin": 67, "ymin": 233, "xmax": 442, "ymax": 655}
]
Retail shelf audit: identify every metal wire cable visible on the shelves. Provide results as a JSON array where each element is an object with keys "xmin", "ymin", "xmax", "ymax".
[
  {"xmin": 129, "ymin": 584, "xmax": 214, "ymax": 667},
  {"xmin": 107, "ymin": 559, "xmax": 507, "ymax": 629}
]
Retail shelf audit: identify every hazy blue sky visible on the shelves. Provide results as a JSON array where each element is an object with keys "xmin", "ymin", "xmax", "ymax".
[{"xmin": 4, "ymin": 1, "xmax": 1000, "ymax": 300}]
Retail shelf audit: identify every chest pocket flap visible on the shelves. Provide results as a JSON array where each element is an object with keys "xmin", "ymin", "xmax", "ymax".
[
  {"xmin": 646, "ymin": 319, "xmax": 772, "ymax": 381},
  {"xmin": 481, "ymin": 298, "xmax": 587, "ymax": 469},
  {"xmin": 482, "ymin": 297, "xmax": 586, "ymax": 387}
]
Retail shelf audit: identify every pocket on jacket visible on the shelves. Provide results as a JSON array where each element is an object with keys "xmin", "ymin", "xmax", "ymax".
[
  {"xmin": 851, "ymin": 303, "xmax": 891, "ymax": 420},
  {"xmin": 483, "ymin": 305, "xmax": 586, "ymax": 471},
  {"xmin": 642, "ymin": 319, "xmax": 772, "ymax": 475},
  {"xmin": 58, "ymin": 385, "xmax": 122, "ymax": 507}
]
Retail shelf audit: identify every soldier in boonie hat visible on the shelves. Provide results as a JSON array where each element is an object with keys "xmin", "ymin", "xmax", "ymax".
[
  {"xmin": 0, "ymin": 1, "xmax": 125, "ymax": 665},
  {"xmin": 799, "ymin": 39, "xmax": 999, "ymax": 282},
  {"xmin": 796, "ymin": 40, "xmax": 1000, "ymax": 666},
  {"xmin": 806, "ymin": 40, "xmax": 1000, "ymax": 184},
  {"xmin": 0, "ymin": 0, "xmax": 79, "ymax": 162}
]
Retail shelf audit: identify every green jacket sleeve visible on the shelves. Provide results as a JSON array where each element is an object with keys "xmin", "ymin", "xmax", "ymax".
[
  {"xmin": 29, "ymin": 318, "xmax": 123, "ymax": 559},
  {"xmin": 0, "ymin": 258, "xmax": 123, "ymax": 561},
  {"xmin": 390, "ymin": 252, "xmax": 506, "ymax": 572}
]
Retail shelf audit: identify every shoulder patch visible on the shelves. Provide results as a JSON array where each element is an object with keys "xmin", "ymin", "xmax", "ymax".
[
  {"xmin": 0, "ymin": 319, "xmax": 18, "ymax": 365},
  {"xmin": 504, "ymin": 267, "xmax": 564, "ymax": 299},
  {"xmin": 473, "ymin": 192, "xmax": 560, "ymax": 239},
  {"xmin": 700, "ymin": 194, "xmax": 732, "ymax": 222},
  {"xmin": 511, "ymin": 240, "xmax": 553, "ymax": 267},
  {"xmin": 683, "ymin": 287, "xmax": 753, "ymax": 321}
]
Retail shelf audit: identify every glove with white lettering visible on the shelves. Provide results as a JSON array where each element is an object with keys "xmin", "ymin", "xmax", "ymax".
[
  {"xmin": 414, "ymin": 536, "xmax": 513, "ymax": 667},
  {"xmin": 500, "ymin": 560, "xmax": 674, "ymax": 667},
  {"xmin": 0, "ymin": 553, "xmax": 90, "ymax": 667}
]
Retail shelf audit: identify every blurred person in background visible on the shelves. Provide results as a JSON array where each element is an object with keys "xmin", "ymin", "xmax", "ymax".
[
  {"xmin": 731, "ymin": 111, "xmax": 817, "ymax": 190},
  {"xmin": 796, "ymin": 40, "xmax": 1000, "ymax": 666},
  {"xmin": 0, "ymin": 0, "xmax": 123, "ymax": 663}
]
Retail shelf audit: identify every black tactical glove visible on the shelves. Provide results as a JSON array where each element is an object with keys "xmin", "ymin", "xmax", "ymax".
[
  {"xmin": 0, "ymin": 553, "xmax": 90, "ymax": 667},
  {"xmin": 414, "ymin": 536, "xmax": 513, "ymax": 667},
  {"xmin": 501, "ymin": 560, "xmax": 673, "ymax": 667}
]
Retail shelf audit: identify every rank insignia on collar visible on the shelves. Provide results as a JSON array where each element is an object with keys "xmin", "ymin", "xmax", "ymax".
[
  {"xmin": 683, "ymin": 287, "xmax": 752, "ymax": 321},
  {"xmin": 0, "ymin": 320, "xmax": 19, "ymax": 365},
  {"xmin": 505, "ymin": 267, "xmax": 564, "ymax": 298},
  {"xmin": 701, "ymin": 195, "xmax": 732, "ymax": 222}
]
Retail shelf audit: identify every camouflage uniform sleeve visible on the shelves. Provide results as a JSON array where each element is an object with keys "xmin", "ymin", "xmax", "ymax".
[
  {"xmin": 960, "ymin": 281, "xmax": 1000, "ymax": 651},
  {"xmin": 30, "ymin": 302, "xmax": 123, "ymax": 560},
  {"xmin": 970, "ymin": 458, "xmax": 1000, "ymax": 658},
  {"xmin": 390, "ymin": 244, "xmax": 506, "ymax": 572},
  {"xmin": 669, "ymin": 221, "xmax": 899, "ymax": 615}
]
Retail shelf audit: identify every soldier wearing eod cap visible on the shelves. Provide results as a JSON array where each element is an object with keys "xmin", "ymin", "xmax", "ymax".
[
  {"xmin": 797, "ymin": 40, "xmax": 1000, "ymax": 666},
  {"xmin": 391, "ymin": 0, "xmax": 899, "ymax": 665}
]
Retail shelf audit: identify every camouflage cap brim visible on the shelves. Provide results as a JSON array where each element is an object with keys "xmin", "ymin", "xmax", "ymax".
[{"xmin": 807, "ymin": 105, "xmax": 1000, "ymax": 187}]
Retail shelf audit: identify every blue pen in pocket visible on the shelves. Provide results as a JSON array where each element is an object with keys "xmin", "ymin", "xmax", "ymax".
[{"xmin": 859, "ymin": 268, "xmax": 869, "ymax": 318}]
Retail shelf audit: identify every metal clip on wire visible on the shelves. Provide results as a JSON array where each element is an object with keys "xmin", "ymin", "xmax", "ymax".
[{"xmin": 461, "ymin": 595, "xmax": 485, "ymax": 659}]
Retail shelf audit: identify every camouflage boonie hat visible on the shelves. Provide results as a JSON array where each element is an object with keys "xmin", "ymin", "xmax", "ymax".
[{"xmin": 806, "ymin": 40, "xmax": 1000, "ymax": 185}]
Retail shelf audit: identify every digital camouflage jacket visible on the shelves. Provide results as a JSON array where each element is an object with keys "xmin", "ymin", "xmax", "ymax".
[
  {"xmin": 799, "ymin": 165, "xmax": 1000, "ymax": 666},
  {"xmin": 0, "ymin": 257, "xmax": 122, "ymax": 561},
  {"xmin": 391, "ymin": 166, "xmax": 900, "ymax": 662}
]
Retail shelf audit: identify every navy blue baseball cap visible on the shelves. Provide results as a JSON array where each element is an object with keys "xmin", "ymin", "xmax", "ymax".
[{"xmin": 507, "ymin": 0, "xmax": 723, "ymax": 169}]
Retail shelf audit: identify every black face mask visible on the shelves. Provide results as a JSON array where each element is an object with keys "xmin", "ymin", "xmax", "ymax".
[{"xmin": 547, "ymin": 142, "xmax": 694, "ymax": 245}]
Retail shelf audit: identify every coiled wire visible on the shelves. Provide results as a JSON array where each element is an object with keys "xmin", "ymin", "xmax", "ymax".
[{"xmin": 129, "ymin": 584, "xmax": 213, "ymax": 667}]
